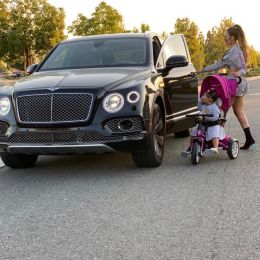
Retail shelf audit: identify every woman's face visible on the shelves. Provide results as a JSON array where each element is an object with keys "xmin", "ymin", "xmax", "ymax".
[{"xmin": 224, "ymin": 30, "xmax": 235, "ymax": 46}]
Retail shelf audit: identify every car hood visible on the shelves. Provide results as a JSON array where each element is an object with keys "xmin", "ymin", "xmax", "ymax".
[{"xmin": 12, "ymin": 67, "xmax": 152, "ymax": 92}]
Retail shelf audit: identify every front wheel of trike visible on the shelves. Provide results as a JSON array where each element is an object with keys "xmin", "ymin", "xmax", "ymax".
[
  {"xmin": 191, "ymin": 141, "xmax": 201, "ymax": 165},
  {"xmin": 227, "ymin": 138, "xmax": 239, "ymax": 159}
]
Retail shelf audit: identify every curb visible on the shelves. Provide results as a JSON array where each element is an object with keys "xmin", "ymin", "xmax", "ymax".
[{"xmin": 247, "ymin": 76, "xmax": 260, "ymax": 81}]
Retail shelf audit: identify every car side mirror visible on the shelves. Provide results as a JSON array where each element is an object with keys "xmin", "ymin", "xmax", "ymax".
[
  {"xmin": 27, "ymin": 64, "xmax": 38, "ymax": 75},
  {"xmin": 166, "ymin": 55, "xmax": 189, "ymax": 69}
]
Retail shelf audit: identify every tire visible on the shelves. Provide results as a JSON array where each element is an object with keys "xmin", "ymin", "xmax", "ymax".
[
  {"xmin": 132, "ymin": 103, "xmax": 165, "ymax": 167},
  {"xmin": 0, "ymin": 152, "xmax": 38, "ymax": 168},
  {"xmin": 191, "ymin": 141, "xmax": 201, "ymax": 165},
  {"xmin": 227, "ymin": 139, "xmax": 239, "ymax": 159},
  {"xmin": 175, "ymin": 129, "xmax": 190, "ymax": 138}
]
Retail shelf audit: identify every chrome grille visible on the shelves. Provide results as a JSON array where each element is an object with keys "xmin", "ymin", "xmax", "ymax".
[
  {"xmin": 0, "ymin": 131, "xmax": 144, "ymax": 144},
  {"xmin": 16, "ymin": 93, "xmax": 93, "ymax": 124},
  {"xmin": 0, "ymin": 121, "xmax": 9, "ymax": 135}
]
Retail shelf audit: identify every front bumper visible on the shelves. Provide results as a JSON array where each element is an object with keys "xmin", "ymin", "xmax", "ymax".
[{"xmin": 0, "ymin": 128, "xmax": 148, "ymax": 154}]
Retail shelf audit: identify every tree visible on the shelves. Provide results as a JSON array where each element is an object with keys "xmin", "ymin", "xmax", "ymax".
[
  {"xmin": 68, "ymin": 2, "xmax": 125, "ymax": 36},
  {"xmin": 0, "ymin": 0, "xmax": 66, "ymax": 71},
  {"xmin": 204, "ymin": 17, "xmax": 233, "ymax": 66},
  {"xmin": 248, "ymin": 45, "xmax": 257, "ymax": 69},
  {"xmin": 256, "ymin": 52, "xmax": 260, "ymax": 66},
  {"xmin": 173, "ymin": 17, "xmax": 205, "ymax": 70},
  {"xmin": 140, "ymin": 23, "xmax": 150, "ymax": 33},
  {"xmin": 0, "ymin": 0, "xmax": 10, "ymax": 58},
  {"xmin": 159, "ymin": 31, "xmax": 168, "ymax": 42},
  {"xmin": 132, "ymin": 26, "xmax": 139, "ymax": 33}
]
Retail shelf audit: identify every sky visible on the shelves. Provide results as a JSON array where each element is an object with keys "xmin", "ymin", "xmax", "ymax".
[{"xmin": 49, "ymin": 0, "xmax": 260, "ymax": 51}]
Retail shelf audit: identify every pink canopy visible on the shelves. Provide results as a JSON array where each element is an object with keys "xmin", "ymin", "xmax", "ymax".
[{"xmin": 201, "ymin": 74, "xmax": 233, "ymax": 113}]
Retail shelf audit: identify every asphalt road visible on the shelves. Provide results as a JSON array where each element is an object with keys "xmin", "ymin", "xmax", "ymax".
[{"xmin": 0, "ymin": 78, "xmax": 259, "ymax": 260}]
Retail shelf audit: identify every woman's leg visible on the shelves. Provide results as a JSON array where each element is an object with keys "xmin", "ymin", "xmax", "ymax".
[
  {"xmin": 232, "ymin": 96, "xmax": 255, "ymax": 149},
  {"xmin": 232, "ymin": 96, "xmax": 249, "ymax": 128}
]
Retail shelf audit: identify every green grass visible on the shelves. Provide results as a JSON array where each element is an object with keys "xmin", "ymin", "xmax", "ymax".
[{"xmin": 247, "ymin": 66, "xmax": 260, "ymax": 77}]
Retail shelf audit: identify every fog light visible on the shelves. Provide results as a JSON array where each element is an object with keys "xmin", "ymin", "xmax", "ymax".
[
  {"xmin": 118, "ymin": 119, "xmax": 134, "ymax": 131},
  {"xmin": 127, "ymin": 91, "xmax": 140, "ymax": 104}
]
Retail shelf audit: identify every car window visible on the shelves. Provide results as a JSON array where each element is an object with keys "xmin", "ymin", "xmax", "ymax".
[
  {"xmin": 39, "ymin": 38, "xmax": 148, "ymax": 71},
  {"xmin": 157, "ymin": 35, "xmax": 188, "ymax": 67}
]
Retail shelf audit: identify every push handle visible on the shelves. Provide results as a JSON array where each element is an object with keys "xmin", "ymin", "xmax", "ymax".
[{"xmin": 186, "ymin": 114, "xmax": 214, "ymax": 118}]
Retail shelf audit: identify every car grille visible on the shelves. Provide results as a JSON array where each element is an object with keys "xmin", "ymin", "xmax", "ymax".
[
  {"xmin": 105, "ymin": 117, "xmax": 144, "ymax": 133},
  {"xmin": 0, "ymin": 131, "xmax": 144, "ymax": 144},
  {"xmin": 16, "ymin": 93, "xmax": 93, "ymax": 124},
  {"xmin": 0, "ymin": 121, "xmax": 9, "ymax": 135}
]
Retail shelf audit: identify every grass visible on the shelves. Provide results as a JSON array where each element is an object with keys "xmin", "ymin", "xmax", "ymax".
[{"xmin": 247, "ymin": 66, "xmax": 260, "ymax": 77}]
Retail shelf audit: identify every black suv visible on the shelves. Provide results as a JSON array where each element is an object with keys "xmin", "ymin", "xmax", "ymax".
[{"xmin": 0, "ymin": 33, "xmax": 198, "ymax": 168}]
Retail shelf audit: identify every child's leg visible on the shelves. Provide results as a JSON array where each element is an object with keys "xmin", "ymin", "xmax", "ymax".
[
  {"xmin": 190, "ymin": 136, "xmax": 195, "ymax": 146},
  {"xmin": 211, "ymin": 137, "xmax": 219, "ymax": 148}
]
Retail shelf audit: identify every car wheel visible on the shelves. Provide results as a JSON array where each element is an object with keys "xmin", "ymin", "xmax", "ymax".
[
  {"xmin": 227, "ymin": 139, "xmax": 239, "ymax": 159},
  {"xmin": 132, "ymin": 103, "xmax": 165, "ymax": 167},
  {"xmin": 0, "ymin": 153, "xmax": 38, "ymax": 168},
  {"xmin": 175, "ymin": 129, "xmax": 190, "ymax": 138},
  {"xmin": 191, "ymin": 141, "xmax": 201, "ymax": 165}
]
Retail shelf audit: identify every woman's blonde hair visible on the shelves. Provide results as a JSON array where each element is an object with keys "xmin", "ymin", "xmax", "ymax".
[{"xmin": 227, "ymin": 24, "xmax": 249, "ymax": 64}]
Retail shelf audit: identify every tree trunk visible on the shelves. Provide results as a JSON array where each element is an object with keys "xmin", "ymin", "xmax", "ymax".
[{"xmin": 24, "ymin": 51, "xmax": 27, "ymax": 74}]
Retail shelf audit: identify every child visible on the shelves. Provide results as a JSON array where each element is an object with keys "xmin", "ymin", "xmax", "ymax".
[{"xmin": 182, "ymin": 88, "xmax": 225, "ymax": 156}]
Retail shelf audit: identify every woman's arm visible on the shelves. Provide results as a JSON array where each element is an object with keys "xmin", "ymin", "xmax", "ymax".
[{"xmin": 202, "ymin": 60, "xmax": 225, "ymax": 72}]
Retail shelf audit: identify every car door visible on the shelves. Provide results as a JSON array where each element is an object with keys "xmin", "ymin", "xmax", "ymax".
[{"xmin": 156, "ymin": 34, "xmax": 198, "ymax": 122}]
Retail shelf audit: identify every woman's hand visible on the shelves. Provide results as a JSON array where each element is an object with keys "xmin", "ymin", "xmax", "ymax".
[{"xmin": 230, "ymin": 71, "xmax": 240, "ymax": 77}]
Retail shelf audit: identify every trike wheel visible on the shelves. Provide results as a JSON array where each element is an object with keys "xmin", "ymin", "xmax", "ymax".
[
  {"xmin": 191, "ymin": 141, "xmax": 201, "ymax": 165},
  {"xmin": 227, "ymin": 139, "xmax": 239, "ymax": 159}
]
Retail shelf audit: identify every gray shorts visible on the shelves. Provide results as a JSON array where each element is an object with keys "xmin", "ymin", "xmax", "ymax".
[{"xmin": 236, "ymin": 77, "xmax": 248, "ymax": 96}]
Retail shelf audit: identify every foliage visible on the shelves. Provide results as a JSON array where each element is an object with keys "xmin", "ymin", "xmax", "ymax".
[
  {"xmin": 132, "ymin": 27, "xmax": 139, "ymax": 33},
  {"xmin": 204, "ymin": 17, "xmax": 233, "ymax": 65},
  {"xmin": 68, "ymin": 2, "xmax": 125, "ymax": 36},
  {"xmin": 140, "ymin": 23, "xmax": 150, "ymax": 33},
  {"xmin": 0, "ymin": 0, "xmax": 9, "ymax": 58},
  {"xmin": 257, "ymin": 52, "xmax": 260, "ymax": 66},
  {"xmin": 130, "ymin": 24, "xmax": 150, "ymax": 33},
  {"xmin": 0, "ymin": 0, "xmax": 66, "ymax": 71},
  {"xmin": 159, "ymin": 32, "xmax": 169, "ymax": 42},
  {"xmin": 173, "ymin": 17, "xmax": 205, "ymax": 70},
  {"xmin": 246, "ymin": 66, "xmax": 260, "ymax": 77},
  {"xmin": 248, "ymin": 46, "xmax": 258, "ymax": 69}
]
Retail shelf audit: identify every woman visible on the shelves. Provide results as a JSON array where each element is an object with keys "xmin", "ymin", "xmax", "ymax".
[{"xmin": 197, "ymin": 24, "xmax": 255, "ymax": 150}]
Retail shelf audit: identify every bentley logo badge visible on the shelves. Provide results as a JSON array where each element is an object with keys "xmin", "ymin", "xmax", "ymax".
[{"xmin": 48, "ymin": 87, "xmax": 60, "ymax": 92}]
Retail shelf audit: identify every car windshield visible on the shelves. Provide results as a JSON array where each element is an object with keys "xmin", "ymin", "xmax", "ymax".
[{"xmin": 39, "ymin": 38, "xmax": 148, "ymax": 71}]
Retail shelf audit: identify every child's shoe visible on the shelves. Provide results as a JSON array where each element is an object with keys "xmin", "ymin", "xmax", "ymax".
[
  {"xmin": 181, "ymin": 147, "xmax": 191, "ymax": 157},
  {"xmin": 210, "ymin": 147, "xmax": 219, "ymax": 154},
  {"xmin": 205, "ymin": 147, "xmax": 219, "ymax": 155}
]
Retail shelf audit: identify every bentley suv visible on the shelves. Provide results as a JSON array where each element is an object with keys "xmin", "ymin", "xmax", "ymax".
[{"xmin": 0, "ymin": 33, "xmax": 199, "ymax": 168}]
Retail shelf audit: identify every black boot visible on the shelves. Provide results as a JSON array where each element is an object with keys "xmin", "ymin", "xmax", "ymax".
[{"xmin": 240, "ymin": 127, "xmax": 255, "ymax": 150}]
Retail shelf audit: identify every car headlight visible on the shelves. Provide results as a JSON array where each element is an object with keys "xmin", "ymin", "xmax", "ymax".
[
  {"xmin": 0, "ymin": 97, "xmax": 11, "ymax": 116},
  {"xmin": 103, "ymin": 93, "xmax": 124, "ymax": 113}
]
